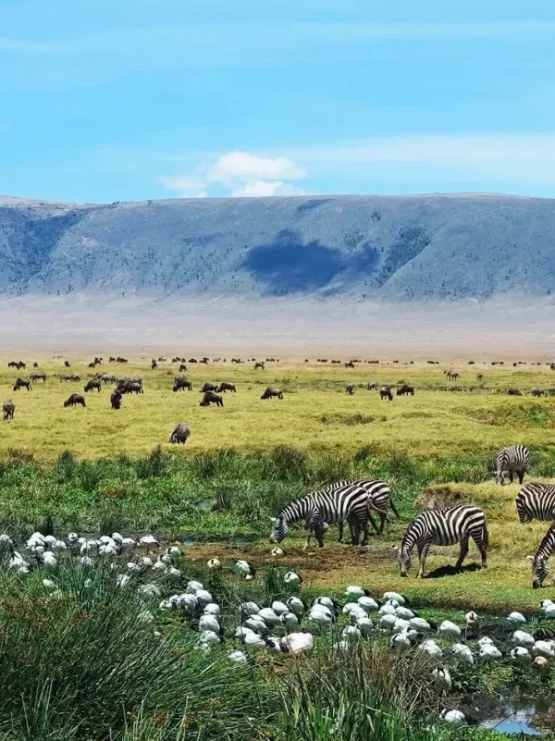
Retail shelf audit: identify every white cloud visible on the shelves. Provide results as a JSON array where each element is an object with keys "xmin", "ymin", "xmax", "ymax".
[{"xmin": 160, "ymin": 150, "xmax": 307, "ymax": 198}]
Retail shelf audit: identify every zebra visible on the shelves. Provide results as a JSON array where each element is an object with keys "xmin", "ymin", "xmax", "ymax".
[
  {"xmin": 516, "ymin": 482, "xmax": 555, "ymax": 524},
  {"xmin": 529, "ymin": 522, "xmax": 555, "ymax": 588},
  {"xmin": 396, "ymin": 505, "xmax": 488, "ymax": 578},
  {"xmin": 269, "ymin": 479, "xmax": 397, "ymax": 548},
  {"xmin": 494, "ymin": 444, "xmax": 530, "ymax": 486}
]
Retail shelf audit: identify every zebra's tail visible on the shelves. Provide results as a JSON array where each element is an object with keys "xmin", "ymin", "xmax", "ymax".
[{"xmin": 482, "ymin": 519, "xmax": 489, "ymax": 548}]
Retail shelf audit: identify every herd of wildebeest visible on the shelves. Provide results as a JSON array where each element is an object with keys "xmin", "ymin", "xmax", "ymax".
[{"xmin": 2, "ymin": 355, "xmax": 555, "ymax": 443}]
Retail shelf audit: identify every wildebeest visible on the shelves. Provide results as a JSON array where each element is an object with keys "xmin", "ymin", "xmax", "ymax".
[
  {"xmin": 506, "ymin": 388, "xmax": 523, "ymax": 396},
  {"xmin": 60, "ymin": 374, "xmax": 80, "ymax": 382},
  {"xmin": 217, "ymin": 382, "xmax": 236, "ymax": 393},
  {"xmin": 380, "ymin": 386, "xmax": 393, "ymax": 401},
  {"xmin": 84, "ymin": 380, "xmax": 102, "ymax": 393},
  {"xmin": 201, "ymin": 383, "xmax": 219, "ymax": 393},
  {"xmin": 396, "ymin": 384, "xmax": 414, "ymax": 396},
  {"xmin": 345, "ymin": 361, "xmax": 355, "ymax": 369},
  {"xmin": 254, "ymin": 362, "xmax": 265, "ymax": 370},
  {"xmin": 345, "ymin": 383, "xmax": 356, "ymax": 395},
  {"xmin": 169, "ymin": 421, "xmax": 191, "ymax": 444},
  {"xmin": 531, "ymin": 388, "xmax": 546, "ymax": 397},
  {"xmin": 367, "ymin": 381, "xmax": 378, "ymax": 391},
  {"xmin": 98, "ymin": 373, "xmax": 118, "ymax": 383},
  {"xmin": 2, "ymin": 401, "xmax": 15, "ymax": 421},
  {"xmin": 29, "ymin": 371, "xmax": 47, "ymax": 382},
  {"xmin": 477, "ymin": 373, "xmax": 484, "ymax": 382},
  {"xmin": 189, "ymin": 358, "xmax": 198, "ymax": 364},
  {"xmin": 121, "ymin": 381, "xmax": 143, "ymax": 394},
  {"xmin": 116, "ymin": 357, "xmax": 128, "ymax": 364},
  {"xmin": 151, "ymin": 359, "xmax": 158, "ymax": 370},
  {"xmin": 261, "ymin": 387, "xmax": 283, "ymax": 400},
  {"xmin": 8, "ymin": 361, "xmax": 25, "ymax": 370},
  {"xmin": 173, "ymin": 376, "xmax": 193, "ymax": 392},
  {"xmin": 179, "ymin": 363, "xmax": 188, "ymax": 373},
  {"xmin": 199, "ymin": 391, "xmax": 224, "ymax": 407},
  {"xmin": 64, "ymin": 360, "xmax": 71, "ymax": 368},
  {"xmin": 32, "ymin": 362, "xmax": 38, "ymax": 368},
  {"xmin": 64, "ymin": 393, "xmax": 86, "ymax": 408},
  {"xmin": 110, "ymin": 390, "xmax": 123, "ymax": 409},
  {"xmin": 13, "ymin": 378, "xmax": 32, "ymax": 392},
  {"xmin": 444, "ymin": 369, "xmax": 460, "ymax": 380}
]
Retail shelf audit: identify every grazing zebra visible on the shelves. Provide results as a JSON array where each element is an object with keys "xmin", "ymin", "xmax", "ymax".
[
  {"xmin": 494, "ymin": 444, "xmax": 530, "ymax": 485},
  {"xmin": 269, "ymin": 479, "xmax": 397, "ymax": 548},
  {"xmin": 396, "ymin": 505, "xmax": 488, "ymax": 578},
  {"xmin": 529, "ymin": 522, "xmax": 555, "ymax": 588},
  {"xmin": 516, "ymin": 483, "xmax": 555, "ymax": 524}
]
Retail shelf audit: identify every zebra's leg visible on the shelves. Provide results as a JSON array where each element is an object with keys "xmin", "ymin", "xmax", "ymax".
[
  {"xmin": 350, "ymin": 517, "xmax": 361, "ymax": 546},
  {"xmin": 473, "ymin": 534, "xmax": 488, "ymax": 568},
  {"xmin": 360, "ymin": 517, "xmax": 369, "ymax": 546},
  {"xmin": 509, "ymin": 471, "xmax": 514, "ymax": 484},
  {"xmin": 367, "ymin": 512, "xmax": 380, "ymax": 534},
  {"xmin": 338, "ymin": 520, "xmax": 344, "ymax": 543},
  {"xmin": 455, "ymin": 536, "xmax": 469, "ymax": 570},
  {"xmin": 417, "ymin": 542, "xmax": 430, "ymax": 578},
  {"xmin": 518, "ymin": 470, "xmax": 524, "ymax": 485}
]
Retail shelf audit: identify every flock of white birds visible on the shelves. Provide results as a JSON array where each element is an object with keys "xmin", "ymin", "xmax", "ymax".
[{"xmin": 3, "ymin": 529, "xmax": 555, "ymax": 728}]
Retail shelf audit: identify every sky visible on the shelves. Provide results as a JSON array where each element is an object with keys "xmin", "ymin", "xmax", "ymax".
[{"xmin": 1, "ymin": 0, "xmax": 555, "ymax": 203}]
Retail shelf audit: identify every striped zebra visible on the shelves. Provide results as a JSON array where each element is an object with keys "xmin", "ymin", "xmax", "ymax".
[
  {"xmin": 396, "ymin": 505, "xmax": 488, "ymax": 578},
  {"xmin": 269, "ymin": 479, "xmax": 397, "ymax": 548},
  {"xmin": 494, "ymin": 444, "xmax": 530, "ymax": 486},
  {"xmin": 529, "ymin": 522, "xmax": 555, "ymax": 588},
  {"xmin": 516, "ymin": 483, "xmax": 555, "ymax": 524}
]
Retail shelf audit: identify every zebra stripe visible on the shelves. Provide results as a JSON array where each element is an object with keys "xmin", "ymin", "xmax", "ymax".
[
  {"xmin": 494, "ymin": 444, "xmax": 529, "ymax": 485},
  {"xmin": 516, "ymin": 482, "xmax": 555, "ymax": 524},
  {"xmin": 398, "ymin": 505, "xmax": 488, "ymax": 578},
  {"xmin": 530, "ymin": 521, "xmax": 555, "ymax": 588},
  {"xmin": 270, "ymin": 479, "xmax": 396, "ymax": 547}
]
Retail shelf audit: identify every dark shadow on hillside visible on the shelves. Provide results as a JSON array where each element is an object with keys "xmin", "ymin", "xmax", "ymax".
[{"xmin": 425, "ymin": 562, "xmax": 482, "ymax": 579}]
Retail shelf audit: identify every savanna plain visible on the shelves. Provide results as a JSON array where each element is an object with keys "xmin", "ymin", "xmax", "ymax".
[{"xmin": 1, "ymin": 354, "xmax": 555, "ymax": 740}]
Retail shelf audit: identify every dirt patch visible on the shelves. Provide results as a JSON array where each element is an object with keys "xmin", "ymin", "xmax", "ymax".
[{"xmin": 415, "ymin": 486, "xmax": 467, "ymax": 510}]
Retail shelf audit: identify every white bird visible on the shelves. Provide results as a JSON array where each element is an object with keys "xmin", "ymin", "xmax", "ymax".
[
  {"xmin": 266, "ymin": 636, "xmax": 283, "ymax": 653},
  {"xmin": 271, "ymin": 600, "xmax": 289, "ymax": 615},
  {"xmin": 138, "ymin": 584, "xmax": 161, "ymax": 598},
  {"xmin": 345, "ymin": 585, "xmax": 368, "ymax": 599},
  {"xmin": 438, "ymin": 620, "xmax": 461, "ymax": 639},
  {"xmin": 342, "ymin": 625, "xmax": 362, "ymax": 642},
  {"xmin": 383, "ymin": 591, "xmax": 405, "ymax": 605},
  {"xmin": 42, "ymin": 551, "xmax": 57, "ymax": 567},
  {"xmin": 284, "ymin": 571, "xmax": 301, "ymax": 586},
  {"xmin": 121, "ymin": 537, "xmax": 136, "ymax": 548},
  {"xmin": 245, "ymin": 616, "xmax": 268, "ymax": 634},
  {"xmin": 281, "ymin": 632, "xmax": 314, "ymax": 655},
  {"xmin": 111, "ymin": 532, "xmax": 123, "ymax": 543},
  {"xmin": 395, "ymin": 606, "xmax": 415, "ymax": 620},
  {"xmin": 199, "ymin": 629, "xmax": 220, "ymax": 646},
  {"xmin": 419, "ymin": 639, "xmax": 443, "ymax": 658},
  {"xmin": 280, "ymin": 611, "xmax": 299, "ymax": 627},
  {"xmin": 409, "ymin": 617, "xmax": 432, "ymax": 633},
  {"xmin": 532, "ymin": 640, "xmax": 555, "ymax": 658},
  {"xmin": 344, "ymin": 604, "xmax": 368, "ymax": 621},
  {"xmin": 116, "ymin": 574, "xmax": 131, "ymax": 588},
  {"xmin": 313, "ymin": 596, "xmax": 334, "ymax": 610},
  {"xmin": 152, "ymin": 558, "xmax": 167, "ymax": 572},
  {"xmin": 139, "ymin": 534, "xmax": 159, "ymax": 551},
  {"xmin": 507, "ymin": 611, "xmax": 526, "ymax": 625},
  {"xmin": 259, "ymin": 608, "xmax": 281, "ymax": 627},
  {"xmin": 195, "ymin": 589, "xmax": 213, "ymax": 607},
  {"xmin": 451, "ymin": 643, "xmax": 474, "ymax": 665},
  {"xmin": 67, "ymin": 532, "xmax": 79, "ymax": 544},
  {"xmin": 379, "ymin": 614, "xmax": 397, "ymax": 631},
  {"xmin": 393, "ymin": 618, "xmax": 411, "ymax": 634},
  {"xmin": 207, "ymin": 558, "xmax": 221, "ymax": 569},
  {"xmin": 309, "ymin": 605, "xmax": 334, "ymax": 628},
  {"xmin": 333, "ymin": 640, "xmax": 350, "ymax": 652},
  {"xmin": 390, "ymin": 631, "xmax": 412, "ymax": 649},
  {"xmin": 534, "ymin": 656, "xmax": 549, "ymax": 669},
  {"xmin": 228, "ymin": 650, "xmax": 248, "ymax": 664},
  {"xmin": 26, "ymin": 532, "xmax": 46, "ymax": 548},
  {"xmin": 52, "ymin": 540, "xmax": 67, "ymax": 552},
  {"xmin": 168, "ymin": 546, "xmax": 182, "ymax": 557},
  {"xmin": 42, "ymin": 578, "xmax": 56, "ymax": 590},
  {"xmin": 0, "ymin": 533, "xmax": 12, "ymax": 545},
  {"xmin": 233, "ymin": 560, "xmax": 256, "ymax": 579},
  {"xmin": 511, "ymin": 630, "xmax": 535, "ymax": 649},
  {"xmin": 540, "ymin": 599, "xmax": 554, "ymax": 610},
  {"xmin": 239, "ymin": 601, "xmax": 260, "ymax": 617},
  {"xmin": 243, "ymin": 632, "xmax": 268, "ymax": 649},
  {"xmin": 542, "ymin": 603, "xmax": 555, "ymax": 619},
  {"xmin": 179, "ymin": 594, "xmax": 198, "ymax": 613},
  {"xmin": 161, "ymin": 554, "xmax": 173, "ymax": 565},
  {"xmin": 199, "ymin": 614, "xmax": 220, "ymax": 633},
  {"xmin": 99, "ymin": 544, "xmax": 118, "ymax": 558},
  {"xmin": 99, "ymin": 535, "xmax": 115, "ymax": 546},
  {"xmin": 379, "ymin": 604, "xmax": 397, "ymax": 616},
  {"xmin": 465, "ymin": 611, "xmax": 479, "ymax": 627},
  {"xmin": 440, "ymin": 709, "xmax": 466, "ymax": 727},
  {"xmin": 167, "ymin": 567, "xmax": 182, "ymax": 580},
  {"xmin": 356, "ymin": 617, "xmax": 374, "ymax": 637},
  {"xmin": 479, "ymin": 644, "xmax": 503, "ymax": 661},
  {"xmin": 235, "ymin": 626, "xmax": 255, "ymax": 639},
  {"xmin": 139, "ymin": 557, "xmax": 153, "ymax": 569},
  {"xmin": 204, "ymin": 603, "xmax": 221, "ymax": 616},
  {"xmin": 432, "ymin": 667, "xmax": 452, "ymax": 692},
  {"xmin": 79, "ymin": 556, "xmax": 93, "ymax": 567},
  {"xmin": 358, "ymin": 596, "xmax": 379, "ymax": 612},
  {"xmin": 287, "ymin": 597, "xmax": 305, "ymax": 616},
  {"xmin": 186, "ymin": 580, "xmax": 204, "ymax": 593},
  {"xmin": 44, "ymin": 535, "xmax": 56, "ymax": 546},
  {"xmin": 271, "ymin": 547, "xmax": 285, "ymax": 557},
  {"xmin": 511, "ymin": 647, "xmax": 532, "ymax": 664},
  {"xmin": 478, "ymin": 636, "xmax": 495, "ymax": 647}
]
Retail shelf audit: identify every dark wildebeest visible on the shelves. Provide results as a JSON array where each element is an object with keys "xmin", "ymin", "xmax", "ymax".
[
  {"xmin": 531, "ymin": 387, "xmax": 545, "ymax": 397},
  {"xmin": 179, "ymin": 364, "xmax": 188, "ymax": 373},
  {"xmin": 254, "ymin": 362, "xmax": 265, "ymax": 370},
  {"xmin": 201, "ymin": 383, "xmax": 219, "ymax": 393},
  {"xmin": 217, "ymin": 382, "xmax": 236, "ymax": 393},
  {"xmin": 261, "ymin": 387, "xmax": 283, "ymax": 400},
  {"xmin": 8, "ymin": 361, "xmax": 25, "ymax": 370},
  {"xmin": 380, "ymin": 386, "xmax": 393, "ymax": 401},
  {"xmin": 64, "ymin": 393, "xmax": 86, "ymax": 408},
  {"xmin": 13, "ymin": 378, "xmax": 32, "ymax": 392},
  {"xmin": 117, "ymin": 357, "xmax": 128, "ymax": 363},
  {"xmin": 169, "ymin": 421, "xmax": 191, "ymax": 444},
  {"xmin": 158, "ymin": 357, "xmax": 166, "ymax": 362},
  {"xmin": 345, "ymin": 383, "xmax": 356, "ymax": 395},
  {"xmin": 122, "ymin": 381, "xmax": 143, "ymax": 394},
  {"xmin": 64, "ymin": 360, "xmax": 71, "ymax": 368},
  {"xmin": 110, "ymin": 390, "xmax": 123, "ymax": 409},
  {"xmin": 151, "ymin": 359, "xmax": 158, "ymax": 370},
  {"xmin": 367, "ymin": 381, "xmax": 378, "ymax": 391},
  {"xmin": 345, "ymin": 361, "xmax": 355, "ymax": 369},
  {"xmin": 98, "ymin": 373, "xmax": 118, "ymax": 383},
  {"xmin": 32, "ymin": 362, "xmax": 38, "ymax": 368},
  {"xmin": 200, "ymin": 357, "xmax": 209, "ymax": 365},
  {"xmin": 2, "ymin": 401, "xmax": 15, "ymax": 421},
  {"xmin": 29, "ymin": 371, "xmax": 47, "ymax": 383},
  {"xmin": 444, "ymin": 369, "xmax": 460, "ymax": 380},
  {"xmin": 109, "ymin": 356, "xmax": 116, "ymax": 362},
  {"xmin": 189, "ymin": 358, "xmax": 198, "ymax": 364},
  {"xmin": 506, "ymin": 388, "xmax": 523, "ymax": 396},
  {"xmin": 477, "ymin": 373, "xmax": 484, "ymax": 382},
  {"xmin": 84, "ymin": 380, "xmax": 102, "ymax": 393},
  {"xmin": 199, "ymin": 391, "xmax": 224, "ymax": 407},
  {"xmin": 173, "ymin": 376, "xmax": 193, "ymax": 392},
  {"xmin": 396, "ymin": 384, "xmax": 415, "ymax": 397},
  {"xmin": 60, "ymin": 374, "xmax": 80, "ymax": 382}
]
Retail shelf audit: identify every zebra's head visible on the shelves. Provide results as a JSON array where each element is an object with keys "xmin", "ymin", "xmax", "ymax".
[
  {"xmin": 529, "ymin": 554, "xmax": 549, "ymax": 589},
  {"xmin": 394, "ymin": 545, "xmax": 411, "ymax": 577},
  {"xmin": 269, "ymin": 516, "xmax": 287, "ymax": 544}
]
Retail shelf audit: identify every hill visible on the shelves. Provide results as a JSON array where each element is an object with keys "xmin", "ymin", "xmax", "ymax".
[{"xmin": 1, "ymin": 193, "xmax": 554, "ymax": 300}]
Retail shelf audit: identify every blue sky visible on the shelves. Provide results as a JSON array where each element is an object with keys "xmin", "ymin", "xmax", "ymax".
[{"xmin": 1, "ymin": 0, "xmax": 555, "ymax": 202}]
